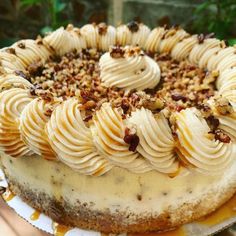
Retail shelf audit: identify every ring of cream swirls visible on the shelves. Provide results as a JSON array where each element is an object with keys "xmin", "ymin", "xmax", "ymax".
[{"xmin": 0, "ymin": 23, "xmax": 235, "ymax": 176}]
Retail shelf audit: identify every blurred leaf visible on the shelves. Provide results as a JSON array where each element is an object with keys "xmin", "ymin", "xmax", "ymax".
[
  {"xmin": 228, "ymin": 38, "xmax": 236, "ymax": 46},
  {"xmin": 0, "ymin": 38, "xmax": 18, "ymax": 47},
  {"xmin": 20, "ymin": 0, "xmax": 44, "ymax": 8},
  {"xmin": 54, "ymin": 0, "xmax": 66, "ymax": 13},
  {"xmin": 40, "ymin": 25, "xmax": 53, "ymax": 35},
  {"xmin": 195, "ymin": 1, "xmax": 213, "ymax": 14}
]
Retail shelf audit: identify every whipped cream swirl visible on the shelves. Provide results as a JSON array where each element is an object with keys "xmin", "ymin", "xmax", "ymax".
[
  {"xmin": 128, "ymin": 108, "xmax": 179, "ymax": 174},
  {"xmin": 189, "ymin": 38, "xmax": 221, "ymax": 65},
  {"xmin": 159, "ymin": 28, "xmax": 189, "ymax": 53},
  {"xmin": 0, "ymin": 88, "xmax": 32, "ymax": 157},
  {"xmin": 207, "ymin": 46, "xmax": 236, "ymax": 72},
  {"xmin": 0, "ymin": 73, "xmax": 32, "ymax": 91},
  {"xmin": 20, "ymin": 98, "xmax": 56, "ymax": 160},
  {"xmin": 171, "ymin": 35, "xmax": 198, "ymax": 61},
  {"xmin": 46, "ymin": 98, "xmax": 112, "ymax": 176},
  {"xmin": 175, "ymin": 108, "xmax": 233, "ymax": 175},
  {"xmin": 11, "ymin": 39, "xmax": 51, "ymax": 66},
  {"xmin": 0, "ymin": 50, "xmax": 26, "ymax": 73},
  {"xmin": 116, "ymin": 22, "xmax": 150, "ymax": 48},
  {"xmin": 145, "ymin": 27, "xmax": 166, "ymax": 52},
  {"xmin": 217, "ymin": 68, "xmax": 236, "ymax": 106},
  {"xmin": 91, "ymin": 103, "xmax": 139, "ymax": 165},
  {"xmin": 99, "ymin": 46, "xmax": 160, "ymax": 91},
  {"xmin": 44, "ymin": 26, "xmax": 87, "ymax": 56}
]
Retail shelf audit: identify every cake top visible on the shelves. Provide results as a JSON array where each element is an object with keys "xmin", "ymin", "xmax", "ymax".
[{"xmin": 0, "ymin": 22, "xmax": 235, "ymax": 177}]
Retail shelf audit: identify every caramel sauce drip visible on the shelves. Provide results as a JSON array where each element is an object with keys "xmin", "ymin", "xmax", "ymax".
[
  {"xmin": 52, "ymin": 222, "xmax": 71, "ymax": 236},
  {"xmin": 30, "ymin": 210, "xmax": 41, "ymax": 221},
  {"xmin": 198, "ymin": 194, "xmax": 236, "ymax": 226},
  {"xmin": 3, "ymin": 189, "xmax": 15, "ymax": 201}
]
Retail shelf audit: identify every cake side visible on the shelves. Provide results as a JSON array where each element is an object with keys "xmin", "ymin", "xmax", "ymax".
[{"xmin": 1, "ymin": 154, "xmax": 236, "ymax": 233}]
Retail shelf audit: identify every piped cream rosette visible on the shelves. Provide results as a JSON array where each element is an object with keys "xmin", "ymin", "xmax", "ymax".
[
  {"xmin": 0, "ymin": 88, "xmax": 33, "ymax": 157},
  {"xmin": 99, "ymin": 46, "xmax": 161, "ymax": 91},
  {"xmin": 175, "ymin": 108, "xmax": 234, "ymax": 175},
  {"xmin": 128, "ymin": 108, "xmax": 179, "ymax": 174},
  {"xmin": 46, "ymin": 98, "xmax": 113, "ymax": 176}
]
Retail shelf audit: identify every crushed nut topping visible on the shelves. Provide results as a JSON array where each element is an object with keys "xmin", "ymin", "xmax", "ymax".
[
  {"xmin": 214, "ymin": 129, "xmax": 231, "ymax": 143},
  {"xmin": 154, "ymin": 53, "xmax": 216, "ymax": 113},
  {"xmin": 28, "ymin": 61, "xmax": 43, "ymax": 76},
  {"xmin": 127, "ymin": 21, "xmax": 139, "ymax": 33},
  {"xmin": 6, "ymin": 48, "xmax": 16, "ymax": 55},
  {"xmin": 110, "ymin": 46, "xmax": 125, "ymax": 58},
  {"xmin": 206, "ymin": 116, "xmax": 220, "ymax": 131},
  {"xmin": 214, "ymin": 97, "xmax": 234, "ymax": 115},
  {"xmin": 17, "ymin": 42, "xmax": 26, "ymax": 49},
  {"xmin": 124, "ymin": 127, "xmax": 140, "ymax": 152},
  {"xmin": 98, "ymin": 23, "xmax": 108, "ymax": 35}
]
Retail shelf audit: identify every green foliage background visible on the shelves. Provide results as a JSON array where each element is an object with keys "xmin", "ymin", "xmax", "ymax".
[{"xmin": 0, "ymin": 0, "xmax": 236, "ymax": 47}]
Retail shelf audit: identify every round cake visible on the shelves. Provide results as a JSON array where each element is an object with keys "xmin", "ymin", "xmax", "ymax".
[{"xmin": 0, "ymin": 22, "xmax": 236, "ymax": 233}]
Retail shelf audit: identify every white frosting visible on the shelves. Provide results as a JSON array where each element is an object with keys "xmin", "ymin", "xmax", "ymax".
[
  {"xmin": 46, "ymin": 98, "xmax": 112, "ymax": 176},
  {"xmin": 0, "ymin": 51, "xmax": 26, "ymax": 72},
  {"xmin": 97, "ymin": 24, "xmax": 116, "ymax": 51},
  {"xmin": 116, "ymin": 24, "xmax": 132, "ymax": 46},
  {"xmin": 145, "ymin": 27, "xmax": 166, "ymax": 52},
  {"xmin": 130, "ymin": 24, "xmax": 151, "ymax": 47},
  {"xmin": 66, "ymin": 25, "xmax": 87, "ymax": 52},
  {"xmin": 217, "ymin": 67, "xmax": 236, "ymax": 93},
  {"xmin": 20, "ymin": 98, "xmax": 56, "ymax": 160},
  {"xmin": 11, "ymin": 39, "xmax": 51, "ymax": 66},
  {"xmin": 46, "ymin": 25, "xmax": 88, "ymax": 54},
  {"xmin": 189, "ymin": 38, "xmax": 221, "ymax": 65},
  {"xmin": 128, "ymin": 108, "xmax": 179, "ymax": 174},
  {"xmin": 216, "ymin": 53, "xmax": 236, "ymax": 73},
  {"xmin": 0, "ymin": 73, "xmax": 32, "ymax": 91},
  {"xmin": 80, "ymin": 24, "xmax": 98, "ymax": 49},
  {"xmin": 159, "ymin": 28, "xmax": 189, "ymax": 53},
  {"xmin": 207, "ymin": 47, "xmax": 236, "ymax": 71},
  {"xmin": 91, "ymin": 103, "xmax": 139, "ymax": 168},
  {"xmin": 198, "ymin": 46, "xmax": 221, "ymax": 69},
  {"xmin": 99, "ymin": 46, "xmax": 160, "ymax": 91},
  {"xmin": 175, "ymin": 108, "xmax": 234, "ymax": 175},
  {"xmin": 217, "ymin": 68, "xmax": 236, "ymax": 106},
  {"xmin": 0, "ymin": 88, "xmax": 32, "ymax": 157},
  {"xmin": 171, "ymin": 35, "xmax": 198, "ymax": 61}
]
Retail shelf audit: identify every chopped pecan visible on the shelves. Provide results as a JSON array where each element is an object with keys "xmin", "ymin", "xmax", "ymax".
[
  {"xmin": 215, "ymin": 97, "xmax": 234, "ymax": 115},
  {"xmin": 206, "ymin": 115, "xmax": 219, "ymax": 130},
  {"xmin": 124, "ymin": 127, "xmax": 140, "ymax": 152},
  {"xmin": 6, "ymin": 48, "xmax": 16, "ymax": 54},
  {"xmin": 214, "ymin": 130, "xmax": 231, "ymax": 143},
  {"xmin": 98, "ymin": 23, "xmax": 108, "ymax": 35},
  {"xmin": 110, "ymin": 46, "xmax": 125, "ymax": 58},
  {"xmin": 17, "ymin": 42, "xmax": 26, "ymax": 49},
  {"xmin": 127, "ymin": 21, "xmax": 139, "ymax": 33}
]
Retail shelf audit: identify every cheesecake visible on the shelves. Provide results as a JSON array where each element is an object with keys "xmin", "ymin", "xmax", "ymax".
[{"xmin": 0, "ymin": 22, "xmax": 236, "ymax": 233}]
